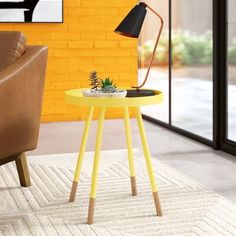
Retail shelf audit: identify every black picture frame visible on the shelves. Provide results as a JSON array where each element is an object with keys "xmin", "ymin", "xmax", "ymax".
[{"xmin": 0, "ymin": 0, "xmax": 63, "ymax": 23}]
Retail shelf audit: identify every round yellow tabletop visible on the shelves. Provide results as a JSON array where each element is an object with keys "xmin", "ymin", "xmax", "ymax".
[{"xmin": 65, "ymin": 88, "xmax": 163, "ymax": 108}]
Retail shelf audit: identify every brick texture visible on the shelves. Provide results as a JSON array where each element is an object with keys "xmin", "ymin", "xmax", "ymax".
[{"xmin": 0, "ymin": 0, "xmax": 138, "ymax": 122}]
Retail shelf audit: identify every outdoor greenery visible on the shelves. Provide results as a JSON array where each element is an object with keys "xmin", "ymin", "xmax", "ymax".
[
  {"xmin": 228, "ymin": 39, "xmax": 236, "ymax": 65},
  {"xmin": 139, "ymin": 31, "xmax": 213, "ymax": 67}
]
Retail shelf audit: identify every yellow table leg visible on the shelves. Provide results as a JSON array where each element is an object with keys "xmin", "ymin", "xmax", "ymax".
[
  {"xmin": 135, "ymin": 107, "xmax": 162, "ymax": 216},
  {"xmin": 69, "ymin": 107, "xmax": 94, "ymax": 202},
  {"xmin": 124, "ymin": 107, "xmax": 137, "ymax": 196},
  {"xmin": 87, "ymin": 107, "xmax": 106, "ymax": 225}
]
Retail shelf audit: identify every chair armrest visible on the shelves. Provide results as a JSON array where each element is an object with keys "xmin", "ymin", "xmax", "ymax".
[{"xmin": 0, "ymin": 46, "xmax": 48, "ymax": 160}]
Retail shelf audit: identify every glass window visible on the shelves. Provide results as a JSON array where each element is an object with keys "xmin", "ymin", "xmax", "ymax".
[
  {"xmin": 139, "ymin": 0, "xmax": 169, "ymax": 122},
  {"xmin": 171, "ymin": 0, "xmax": 213, "ymax": 139},
  {"xmin": 139, "ymin": 0, "xmax": 213, "ymax": 140}
]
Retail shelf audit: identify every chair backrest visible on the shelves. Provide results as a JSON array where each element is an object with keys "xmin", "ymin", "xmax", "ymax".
[{"xmin": 0, "ymin": 31, "xmax": 27, "ymax": 71}]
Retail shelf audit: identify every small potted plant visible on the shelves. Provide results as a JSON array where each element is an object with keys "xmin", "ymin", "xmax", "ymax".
[{"xmin": 83, "ymin": 71, "xmax": 127, "ymax": 98}]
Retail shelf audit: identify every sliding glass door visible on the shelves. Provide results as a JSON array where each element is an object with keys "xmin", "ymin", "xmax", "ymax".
[
  {"xmin": 139, "ymin": 0, "xmax": 169, "ymax": 123},
  {"xmin": 139, "ymin": 0, "xmax": 236, "ymax": 155},
  {"xmin": 140, "ymin": 0, "xmax": 213, "ymax": 144},
  {"xmin": 171, "ymin": 0, "xmax": 213, "ymax": 139}
]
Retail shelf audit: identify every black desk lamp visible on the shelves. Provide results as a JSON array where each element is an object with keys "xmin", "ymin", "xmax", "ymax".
[{"xmin": 114, "ymin": 1, "xmax": 164, "ymax": 97}]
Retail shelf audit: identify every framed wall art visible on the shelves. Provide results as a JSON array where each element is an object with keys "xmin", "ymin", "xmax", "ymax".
[{"xmin": 0, "ymin": 0, "xmax": 63, "ymax": 23}]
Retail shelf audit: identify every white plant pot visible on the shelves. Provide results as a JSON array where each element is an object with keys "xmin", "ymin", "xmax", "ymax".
[{"xmin": 83, "ymin": 89, "xmax": 127, "ymax": 98}]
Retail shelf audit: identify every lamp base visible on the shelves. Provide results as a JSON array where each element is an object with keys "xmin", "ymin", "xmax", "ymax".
[{"xmin": 126, "ymin": 89, "xmax": 155, "ymax": 97}]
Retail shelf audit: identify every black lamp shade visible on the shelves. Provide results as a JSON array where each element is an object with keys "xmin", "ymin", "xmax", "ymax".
[{"xmin": 114, "ymin": 2, "xmax": 147, "ymax": 38}]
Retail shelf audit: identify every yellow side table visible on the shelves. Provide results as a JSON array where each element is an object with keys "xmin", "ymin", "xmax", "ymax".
[{"xmin": 65, "ymin": 88, "xmax": 163, "ymax": 224}]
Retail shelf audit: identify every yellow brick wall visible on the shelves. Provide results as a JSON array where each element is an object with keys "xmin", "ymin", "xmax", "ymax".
[{"xmin": 0, "ymin": 0, "xmax": 138, "ymax": 122}]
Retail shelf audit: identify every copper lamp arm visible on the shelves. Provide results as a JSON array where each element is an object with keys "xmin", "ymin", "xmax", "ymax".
[{"xmin": 132, "ymin": 2, "xmax": 164, "ymax": 90}]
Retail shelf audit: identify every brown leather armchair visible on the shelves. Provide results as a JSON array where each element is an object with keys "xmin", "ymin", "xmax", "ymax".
[{"xmin": 0, "ymin": 31, "xmax": 48, "ymax": 187}]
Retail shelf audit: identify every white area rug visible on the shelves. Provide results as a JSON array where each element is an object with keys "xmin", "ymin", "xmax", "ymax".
[{"xmin": 0, "ymin": 149, "xmax": 236, "ymax": 235}]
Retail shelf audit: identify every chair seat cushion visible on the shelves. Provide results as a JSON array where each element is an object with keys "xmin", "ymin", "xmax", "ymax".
[{"xmin": 0, "ymin": 31, "xmax": 27, "ymax": 71}]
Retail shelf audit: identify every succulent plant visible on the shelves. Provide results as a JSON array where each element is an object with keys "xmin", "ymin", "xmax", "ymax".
[
  {"xmin": 100, "ymin": 78, "xmax": 117, "ymax": 93},
  {"xmin": 89, "ymin": 71, "xmax": 100, "ymax": 90},
  {"xmin": 101, "ymin": 77, "xmax": 116, "ymax": 88},
  {"xmin": 101, "ymin": 85, "xmax": 117, "ymax": 93}
]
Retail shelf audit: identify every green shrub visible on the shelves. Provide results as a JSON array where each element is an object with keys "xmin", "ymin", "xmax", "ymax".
[
  {"xmin": 140, "ymin": 30, "xmax": 213, "ymax": 66},
  {"xmin": 181, "ymin": 31, "xmax": 212, "ymax": 65},
  {"xmin": 228, "ymin": 39, "xmax": 236, "ymax": 65}
]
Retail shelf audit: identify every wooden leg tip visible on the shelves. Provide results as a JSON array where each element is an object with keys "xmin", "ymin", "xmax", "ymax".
[
  {"xmin": 152, "ymin": 192, "xmax": 162, "ymax": 217},
  {"xmin": 15, "ymin": 153, "xmax": 31, "ymax": 187},
  {"xmin": 69, "ymin": 181, "xmax": 78, "ymax": 202},
  {"xmin": 87, "ymin": 198, "xmax": 95, "ymax": 225},
  {"xmin": 130, "ymin": 176, "xmax": 138, "ymax": 196}
]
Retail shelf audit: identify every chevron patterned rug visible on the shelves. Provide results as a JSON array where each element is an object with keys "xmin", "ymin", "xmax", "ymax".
[{"xmin": 0, "ymin": 149, "xmax": 236, "ymax": 235}]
